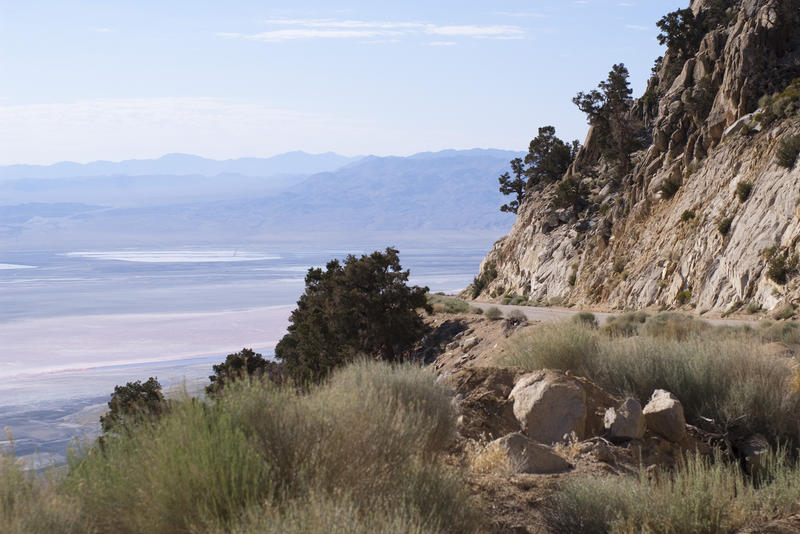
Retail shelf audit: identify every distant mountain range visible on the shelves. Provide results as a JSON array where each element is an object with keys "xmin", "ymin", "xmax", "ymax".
[
  {"xmin": 0, "ymin": 152, "xmax": 363, "ymax": 180},
  {"xmin": 0, "ymin": 149, "xmax": 523, "ymax": 249}
]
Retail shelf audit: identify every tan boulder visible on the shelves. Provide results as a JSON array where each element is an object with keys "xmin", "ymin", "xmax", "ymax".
[
  {"xmin": 604, "ymin": 397, "xmax": 646, "ymax": 441},
  {"xmin": 643, "ymin": 389, "xmax": 688, "ymax": 443},
  {"xmin": 509, "ymin": 370, "xmax": 587, "ymax": 444}
]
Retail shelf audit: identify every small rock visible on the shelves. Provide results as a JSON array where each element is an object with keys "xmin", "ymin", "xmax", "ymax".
[
  {"xmin": 461, "ymin": 336, "xmax": 479, "ymax": 350},
  {"xmin": 643, "ymin": 389, "xmax": 687, "ymax": 443},
  {"xmin": 488, "ymin": 432, "xmax": 571, "ymax": 474},
  {"xmin": 591, "ymin": 441, "xmax": 615, "ymax": 464},
  {"xmin": 604, "ymin": 398, "xmax": 646, "ymax": 441},
  {"xmin": 446, "ymin": 341, "xmax": 459, "ymax": 351},
  {"xmin": 509, "ymin": 370, "xmax": 587, "ymax": 444}
]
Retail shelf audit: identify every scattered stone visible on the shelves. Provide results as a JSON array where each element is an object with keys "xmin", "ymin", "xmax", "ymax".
[
  {"xmin": 591, "ymin": 441, "xmax": 615, "ymax": 464},
  {"xmin": 604, "ymin": 397, "xmax": 646, "ymax": 441},
  {"xmin": 509, "ymin": 370, "xmax": 587, "ymax": 444},
  {"xmin": 643, "ymin": 390, "xmax": 687, "ymax": 443},
  {"xmin": 488, "ymin": 432, "xmax": 571, "ymax": 474},
  {"xmin": 461, "ymin": 336, "xmax": 480, "ymax": 350}
]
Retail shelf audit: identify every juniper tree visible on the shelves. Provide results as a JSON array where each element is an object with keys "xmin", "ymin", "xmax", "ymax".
[{"xmin": 275, "ymin": 248, "xmax": 430, "ymax": 383}]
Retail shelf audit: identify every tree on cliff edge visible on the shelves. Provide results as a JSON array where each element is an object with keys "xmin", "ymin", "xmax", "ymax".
[
  {"xmin": 573, "ymin": 63, "xmax": 637, "ymax": 167},
  {"xmin": 498, "ymin": 126, "xmax": 579, "ymax": 213},
  {"xmin": 275, "ymin": 248, "xmax": 430, "ymax": 383}
]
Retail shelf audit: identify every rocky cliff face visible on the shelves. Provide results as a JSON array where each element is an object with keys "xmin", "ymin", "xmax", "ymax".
[{"xmin": 476, "ymin": 0, "xmax": 800, "ymax": 313}]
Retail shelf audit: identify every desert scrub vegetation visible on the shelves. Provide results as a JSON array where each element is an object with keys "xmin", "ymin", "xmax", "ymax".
[
  {"xmin": 470, "ymin": 261, "xmax": 497, "ymax": 298},
  {"xmin": 717, "ymin": 216, "xmax": 733, "ymax": 236},
  {"xmin": 484, "ymin": 306, "xmax": 503, "ymax": 321},
  {"xmin": 547, "ymin": 450, "xmax": 800, "ymax": 534},
  {"xmin": 757, "ymin": 77, "xmax": 800, "ymax": 127},
  {"xmin": 1, "ymin": 361, "xmax": 480, "ymax": 534},
  {"xmin": 776, "ymin": 134, "xmax": 800, "ymax": 169},
  {"xmin": 572, "ymin": 311, "xmax": 599, "ymax": 328},
  {"xmin": 501, "ymin": 316, "xmax": 800, "ymax": 445},
  {"xmin": 427, "ymin": 293, "xmax": 470, "ymax": 314},
  {"xmin": 736, "ymin": 180, "xmax": 753, "ymax": 202}
]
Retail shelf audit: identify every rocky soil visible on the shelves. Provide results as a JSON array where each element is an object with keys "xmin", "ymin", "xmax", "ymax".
[{"xmin": 427, "ymin": 311, "xmax": 790, "ymax": 533}]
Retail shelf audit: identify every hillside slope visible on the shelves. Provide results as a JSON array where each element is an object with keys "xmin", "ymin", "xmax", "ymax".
[{"xmin": 475, "ymin": 0, "xmax": 800, "ymax": 313}]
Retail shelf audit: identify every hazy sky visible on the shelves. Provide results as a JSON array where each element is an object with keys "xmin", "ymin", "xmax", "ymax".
[{"xmin": 0, "ymin": 0, "xmax": 684, "ymax": 165}]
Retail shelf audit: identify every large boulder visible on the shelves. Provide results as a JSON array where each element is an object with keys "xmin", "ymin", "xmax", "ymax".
[
  {"xmin": 509, "ymin": 370, "xmax": 587, "ymax": 444},
  {"xmin": 604, "ymin": 397, "xmax": 646, "ymax": 441},
  {"xmin": 487, "ymin": 432, "xmax": 571, "ymax": 474},
  {"xmin": 643, "ymin": 389, "xmax": 688, "ymax": 443}
]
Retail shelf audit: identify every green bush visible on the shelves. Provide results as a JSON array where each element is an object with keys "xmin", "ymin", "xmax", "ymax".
[
  {"xmin": 470, "ymin": 261, "xmax": 497, "ymax": 299},
  {"xmin": 428, "ymin": 294, "xmax": 470, "ymax": 314},
  {"xmin": 680, "ymin": 209, "xmax": 695, "ymax": 222},
  {"xmin": 510, "ymin": 295, "xmax": 528, "ymax": 306},
  {"xmin": 100, "ymin": 377, "xmax": 166, "ymax": 433},
  {"xmin": 641, "ymin": 312, "xmax": 707, "ymax": 340},
  {"xmin": 675, "ymin": 289, "xmax": 692, "ymax": 305},
  {"xmin": 505, "ymin": 309, "xmax": 528, "ymax": 327},
  {"xmin": 485, "ymin": 307, "xmax": 503, "ymax": 321},
  {"xmin": 776, "ymin": 135, "xmax": 800, "ymax": 169},
  {"xmin": 572, "ymin": 312, "xmax": 598, "ymax": 329},
  {"xmin": 470, "ymin": 306, "xmax": 483, "ymax": 315},
  {"xmin": 757, "ymin": 78, "xmax": 800, "ymax": 127},
  {"xmin": 736, "ymin": 181, "xmax": 753, "ymax": 202},
  {"xmin": 207, "ymin": 348, "xmax": 282, "ymax": 395},
  {"xmin": 774, "ymin": 303, "xmax": 795, "ymax": 320},
  {"xmin": 602, "ymin": 311, "xmax": 648, "ymax": 337},
  {"xmin": 660, "ymin": 175, "xmax": 682, "ymax": 199},
  {"xmin": 746, "ymin": 300, "xmax": 762, "ymax": 315},
  {"xmin": 718, "ymin": 216, "xmax": 733, "ymax": 236},
  {"xmin": 501, "ymin": 296, "xmax": 513, "ymax": 305},
  {"xmin": 613, "ymin": 258, "xmax": 626, "ymax": 274}
]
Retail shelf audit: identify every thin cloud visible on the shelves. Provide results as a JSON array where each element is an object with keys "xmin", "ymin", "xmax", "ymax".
[
  {"xmin": 429, "ymin": 41, "xmax": 457, "ymax": 46},
  {"xmin": 492, "ymin": 11, "xmax": 548, "ymax": 18},
  {"xmin": 220, "ymin": 18, "xmax": 525, "ymax": 43}
]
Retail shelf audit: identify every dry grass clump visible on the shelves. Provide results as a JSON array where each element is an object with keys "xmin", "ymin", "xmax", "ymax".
[
  {"xmin": 465, "ymin": 440, "xmax": 512, "ymax": 477},
  {"xmin": 548, "ymin": 450, "xmax": 800, "ymax": 534},
  {"xmin": 0, "ymin": 447, "xmax": 85, "ymax": 534},
  {"xmin": 1, "ymin": 361, "xmax": 480, "ymax": 534},
  {"xmin": 639, "ymin": 312, "xmax": 708, "ymax": 340},
  {"xmin": 602, "ymin": 311, "xmax": 648, "ymax": 337},
  {"xmin": 484, "ymin": 307, "xmax": 503, "ymax": 321},
  {"xmin": 428, "ymin": 294, "xmax": 470, "ymax": 314},
  {"xmin": 502, "ymin": 317, "xmax": 800, "ymax": 444}
]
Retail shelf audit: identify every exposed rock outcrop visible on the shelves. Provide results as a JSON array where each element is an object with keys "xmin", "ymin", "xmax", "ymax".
[{"xmin": 475, "ymin": 0, "xmax": 800, "ymax": 313}]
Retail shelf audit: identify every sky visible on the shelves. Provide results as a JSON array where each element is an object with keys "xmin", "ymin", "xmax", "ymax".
[{"xmin": 0, "ymin": 0, "xmax": 685, "ymax": 165}]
